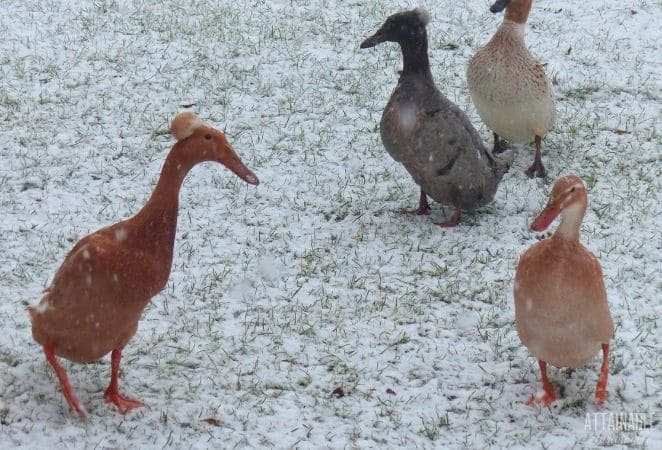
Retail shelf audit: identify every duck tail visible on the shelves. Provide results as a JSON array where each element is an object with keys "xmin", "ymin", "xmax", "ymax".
[
  {"xmin": 27, "ymin": 305, "xmax": 36, "ymax": 323},
  {"xmin": 490, "ymin": 148, "xmax": 514, "ymax": 179},
  {"xmin": 27, "ymin": 288, "xmax": 51, "ymax": 323}
]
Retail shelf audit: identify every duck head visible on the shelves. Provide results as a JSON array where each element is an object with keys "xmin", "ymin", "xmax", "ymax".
[
  {"xmin": 489, "ymin": 0, "xmax": 532, "ymax": 24},
  {"xmin": 490, "ymin": 0, "xmax": 512, "ymax": 13},
  {"xmin": 360, "ymin": 8, "xmax": 430, "ymax": 49},
  {"xmin": 170, "ymin": 112, "xmax": 259, "ymax": 186},
  {"xmin": 531, "ymin": 175, "xmax": 588, "ymax": 236}
]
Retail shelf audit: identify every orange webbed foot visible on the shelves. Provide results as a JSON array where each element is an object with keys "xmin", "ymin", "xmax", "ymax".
[
  {"xmin": 526, "ymin": 360, "xmax": 556, "ymax": 406},
  {"xmin": 103, "ymin": 348, "xmax": 144, "ymax": 414},
  {"xmin": 525, "ymin": 390, "xmax": 556, "ymax": 406},
  {"xmin": 104, "ymin": 388, "xmax": 144, "ymax": 414},
  {"xmin": 65, "ymin": 392, "xmax": 87, "ymax": 418}
]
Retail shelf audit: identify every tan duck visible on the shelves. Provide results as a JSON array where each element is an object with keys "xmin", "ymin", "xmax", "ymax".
[
  {"xmin": 28, "ymin": 112, "xmax": 259, "ymax": 417},
  {"xmin": 514, "ymin": 175, "xmax": 613, "ymax": 405},
  {"xmin": 467, "ymin": 0, "xmax": 556, "ymax": 178},
  {"xmin": 361, "ymin": 8, "xmax": 512, "ymax": 227}
]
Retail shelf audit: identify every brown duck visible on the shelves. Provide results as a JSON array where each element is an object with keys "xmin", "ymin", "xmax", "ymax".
[
  {"xmin": 467, "ymin": 0, "xmax": 556, "ymax": 178},
  {"xmin": 29, "ymin": 112, "xmax": 259, "ymax": 417},
  {"xmin": 514, "ymin": 175, "xmax": 613, "ymax": 405}
]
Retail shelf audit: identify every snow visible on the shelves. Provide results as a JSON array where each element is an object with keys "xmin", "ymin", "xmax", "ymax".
[
  {"xmin": 415, "ymin": 7, "xmax": 432, "ymax": 26},
  {"xmin": 0, "ymin": 0, "xmax": 660, "ymax": 449},
  {"xmin": 115, "ymin": 228, "xmax": 128, "ymax": 242},
  {"xmin": 397, "ymin": 103, "xmax": 418, "ymax": 131},
  {"xmin": 31, "ymin": 297, "xmax": 50, "ymax": 315}
]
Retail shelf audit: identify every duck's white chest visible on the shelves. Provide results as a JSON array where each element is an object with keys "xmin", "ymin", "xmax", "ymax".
[{"xmin": 467, "ymin": 28, "xmax": 555, "ymax": 141}]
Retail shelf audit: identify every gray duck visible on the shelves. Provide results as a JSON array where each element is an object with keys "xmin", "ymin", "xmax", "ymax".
[{"xmin": 361, "ymin": 8, "xmax": 512, "ymax": 227}]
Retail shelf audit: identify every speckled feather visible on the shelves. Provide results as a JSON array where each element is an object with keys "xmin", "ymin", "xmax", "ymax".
[{"xmin": 467, "ymin": 2, "xmax": 556, "ymax": 144}]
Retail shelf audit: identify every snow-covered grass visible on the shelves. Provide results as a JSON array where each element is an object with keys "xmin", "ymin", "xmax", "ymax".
[{"xmin": 0, "ymin": 0, "xmax": 660, "ymax": 448}]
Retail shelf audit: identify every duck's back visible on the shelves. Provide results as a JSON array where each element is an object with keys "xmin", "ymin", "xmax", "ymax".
[{"xmin": 380, "ymin": 75, "xmax": 502, "ymax": 208}]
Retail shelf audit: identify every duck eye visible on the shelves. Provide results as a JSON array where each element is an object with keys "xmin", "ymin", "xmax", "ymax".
[
  {"xmin": 570, "ymin": 187, "xmax": 576, "ymax": 193},
  {"xmin": 204, "ymin": 134, "xmax": 212, "ymax": 140}
]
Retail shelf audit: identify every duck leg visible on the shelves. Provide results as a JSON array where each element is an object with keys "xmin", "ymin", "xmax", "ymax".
[
  {"xmin": 44, "ymin": 345, "xmax": 86, "ymax": 418},
  {"xmin": 404, "ymin": 190, "xmax": 431, "ymax": 215},
  {"xmin": 104, "ymin": 348, "xmax": 144, "ymax": 413},
  {"xmin": 595, "ymin": 343, "xmax": 610, "ymax": 405},
  {"xmin": 492, "ymin": 132, "xmax": 504, "ymax": 154},
  {"xmin": 435, "ymin": 207, "xmax": 461, "ymax": 228},
  {"xmin": 525, "ymin": 135, "xmax": 547, "ymax": 178},
  {"xmin": 526, "ymin": 360, "xmax": 556, "ymax": 406}
]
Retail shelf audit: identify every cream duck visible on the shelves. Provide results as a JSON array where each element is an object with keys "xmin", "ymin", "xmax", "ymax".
[
  {"xmin": 467, "ymin": 0, "xmax": 556, "ymax": 178},
  {"xmin": 361, "ymin": 8, "xmax": 512, "ymax": 227},
  {"xmin": 29, "ymin": 112, "xmax": 259, "ymax": 417},
  {"xmin": 514, "ymin": 175, "xmax": 613, "ymax": 405}
]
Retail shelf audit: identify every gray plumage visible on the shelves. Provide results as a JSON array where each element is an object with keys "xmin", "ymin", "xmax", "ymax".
[{"xmin": 361, "ymin": 8, "xmax": 512, "ymax": 225}]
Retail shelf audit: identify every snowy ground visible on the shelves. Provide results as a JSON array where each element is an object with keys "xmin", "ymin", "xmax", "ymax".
[{"xmin": 0, "ymin": 0, "xmax": 660, "ymax": 448}]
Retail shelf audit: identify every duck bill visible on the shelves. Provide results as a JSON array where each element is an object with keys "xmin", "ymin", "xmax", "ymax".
[
  {"xmin": 221, "ymin": 149, "xmax": 260, "ymax": 186},
  {"xmin": 360, "ymin": 31, "xmax": 386, "ymax": 49},
  {"xmin": 490, "ymin": 0, "xmax": 511, "ymax": 13},
  {"xmin": 531, "ymin": 203, "xmax": 560, "ymax": 231}
]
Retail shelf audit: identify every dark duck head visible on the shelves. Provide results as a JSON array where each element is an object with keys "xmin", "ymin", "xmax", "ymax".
[{"xmin": 360, "ymin": 8, "xmax": 432, "ymax": 76}]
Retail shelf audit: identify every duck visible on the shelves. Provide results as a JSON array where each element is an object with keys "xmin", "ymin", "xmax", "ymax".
[
  {"xmin": 360, "ymin": 8, "xmax": 512, "ymax": 227},
  {"xmin": 28, "ymin": 112, "xmax": 259, "ymax": 417},
  {"xmin": 467, "ymin": 0, "xmax": 556, "ymax": 178},
  {"xmin": 514, "ymin": 175, "xmax": 613, "ymax": 405}
]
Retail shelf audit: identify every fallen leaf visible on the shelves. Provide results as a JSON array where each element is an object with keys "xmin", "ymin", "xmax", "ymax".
[{"xmin": 202, "ymin": 417, "xmax": 222, "ymax": 427}]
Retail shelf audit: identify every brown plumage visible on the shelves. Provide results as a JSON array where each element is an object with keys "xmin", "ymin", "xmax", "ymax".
[
  {"xmin": 467, "ymin": 0, "xmax": 556, "ymax": 178},
  {"xmin": 28, "ymin": 112, "xmax": 259, "ymax": 417},
  {"xmin": 514, "ymin": 175, "xmax": 613, "ymax": 405}
]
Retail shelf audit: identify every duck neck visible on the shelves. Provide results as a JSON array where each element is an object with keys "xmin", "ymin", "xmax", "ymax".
[
  {"xmin": 497, "ymin": 19, "xmax": 526, "ymax": 39},
  {"xmin": 399, "ymin": 31, "xmax": 433, "ymax": 79},
  {"xmin": 553, "ymin": 202, "xmax": 586, "ymax": 241},
  {"xmin": 131, "ymin": 144, "xmax": 196, "ymax": 254},
  {"xmin": 504, "ymin": 0, "xmax": 532, "ymax": 25}
]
